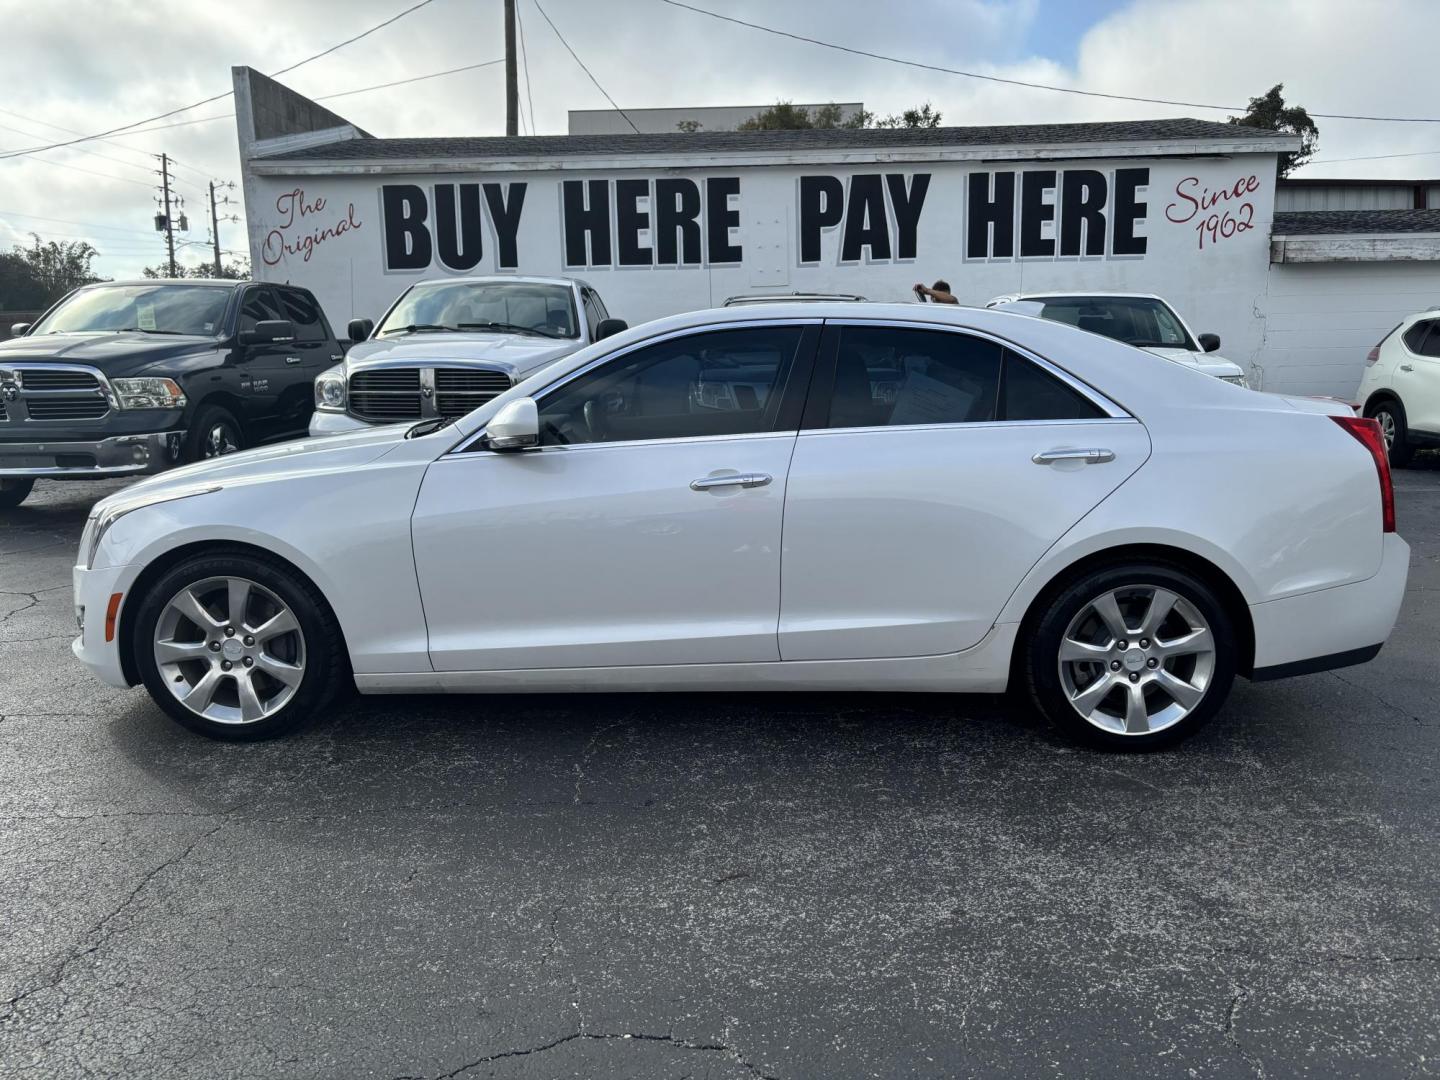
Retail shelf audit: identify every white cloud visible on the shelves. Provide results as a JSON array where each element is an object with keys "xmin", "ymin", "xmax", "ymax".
[{"xmin": 0, "ymin": 0, "xmax": 1434, "ymax": 286}]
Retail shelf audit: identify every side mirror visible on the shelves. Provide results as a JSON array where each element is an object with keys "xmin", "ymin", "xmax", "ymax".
[
  {"xmin": 485, "ymin": 396, "xmax": 539, "ymax": 451},
  {"xmin": 348, "ymin": 317, "xmax": 373, "ymax": 343},
  {"xmin": 1198, "ymin": 332, "xmax": 1221, "ymax": 353},
  {"xmin": 595, "ymin": 318, "xmax": 628, "ymax": 341},
  {"xmin": 238, "ymin": 319, "xmax": 295, "ymax": 346},
  {"xmin": 9, "ymin": 322, "xmax": 30, "ymax": 337}
]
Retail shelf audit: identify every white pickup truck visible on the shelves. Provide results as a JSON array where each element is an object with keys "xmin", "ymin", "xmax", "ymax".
[{"xmin": 310, "ymin": 276, "xmax": 625, "ymax": 436}]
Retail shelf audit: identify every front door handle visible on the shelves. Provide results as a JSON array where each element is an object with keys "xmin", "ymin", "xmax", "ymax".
[
  {"xmin": 1400, "ymin": 363, "xmax": 1414, "ymax": 372},
  {"xmin": 1032, "ymin": 447, "xmax": 1116, "ymax": 465},
  {"xmin": 285, "ymin": 356, "xmax": 303, "ymax": 365},
  {"xmin": 690, "ymin": 472, "xmax": 773, "ymax": 491}
]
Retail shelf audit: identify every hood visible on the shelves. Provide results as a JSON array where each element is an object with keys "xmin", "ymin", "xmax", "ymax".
[
  {"xmin": 346, "ymin": 330, "xmax": 582, "ymax": 380},
  {"xmin": 0, "ymin": 331, "xmax": 218, "ymax": 375},
  {"xmin": 114, "ymin": 422, "xmax": 417, "ymax": 503},
  {"xmin": 1142, "ymin": 346, "xmax": 1245, "ymax": 380}
]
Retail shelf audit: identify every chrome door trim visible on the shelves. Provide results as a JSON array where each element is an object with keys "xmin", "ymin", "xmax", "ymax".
[
  {"xmin": 448, "ymin": 317, "xmax": 824, "ymax": 456},
  {"xmin": 813, "ymin": 317, "xmax": 1132, "ymax": 420}
]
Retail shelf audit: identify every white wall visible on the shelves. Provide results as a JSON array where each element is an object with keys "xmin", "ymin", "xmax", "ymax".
[
  {"xmin": 247, "ymin": 153, "xmax": 1279, "ymax": 380},
  {"xmin": 1261, "ymin": 261, "xmax": 1440, "ymax": 399}
]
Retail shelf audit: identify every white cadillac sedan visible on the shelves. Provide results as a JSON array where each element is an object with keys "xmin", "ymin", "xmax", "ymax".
[{"xmin": 73, "ymin": 303, "xmax": 1408, "ymax": 750}]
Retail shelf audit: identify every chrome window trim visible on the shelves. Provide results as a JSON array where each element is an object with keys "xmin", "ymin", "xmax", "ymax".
[
  {"xmin": 449, "ymin": 318, "xmax": 824, "ymax": 455},
  {"xmin": 797, "ymin": 417, "xmax": 1141, "ymax": 438},
  {"xmin": 817, "ymin": 317, "xmax": 1131, "ymax": 421}
]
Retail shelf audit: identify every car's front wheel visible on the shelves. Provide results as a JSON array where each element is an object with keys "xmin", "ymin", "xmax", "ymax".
[
  {"xmin": 0, "ymin": 477, "xmax": 35, "ymax": 509},
  {"xmin": 131, "ymin": 552, "xmax": 346, "ymax": 740},
  {"xmin": 1367, "ymin": 398, "xmax": 1414, "ymax": 468},
  {"xmin": 183, "ymin": 405, "xmax": 244, "ymax": 464},
  {"xmin": 1023, "ymin": 562, "xmax": 1237, "ymax": 750}
]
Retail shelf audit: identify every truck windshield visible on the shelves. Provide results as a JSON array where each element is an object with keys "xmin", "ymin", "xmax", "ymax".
[
  {"xmin": 30, "ymin": 284, "xmax": 232, "ymax": 337},
  {"xmin": 1032, "ymin": 296, "xmax": 1198, "ymax": 351},
  {"xmin": 377, "ymin": 281, "xmax": 579, "ymax": 339}
]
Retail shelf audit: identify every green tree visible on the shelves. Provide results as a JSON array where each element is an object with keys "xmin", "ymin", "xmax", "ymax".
[
  {"xmin": 675, "ymin": 119, "xmax": 703, "ymax": 133},
  {"xmin": 141, "ymin": 258, "xmax": 250, "ymax": 280},
  {"xmin": 1227, "ymin": 84, "xmax": 1318, "ymax": 177},
  {"xmin": 1, "ymin": 234, "xmax": 101, "ymax": 308},
  {"xmin": 738, "ymin": 100, "xmax": 940, "ymax": 131}
]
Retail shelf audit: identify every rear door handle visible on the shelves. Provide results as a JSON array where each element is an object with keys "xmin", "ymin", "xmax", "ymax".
[
  {"xmin": 690, "ymin": 472, "xmax": 773, "ymax": 491},
  {"xmin": 1400, "ymin": 364, "xmax": 1414, "ymax": 372},
  {"xmin": 1032, "ymin": 447, "xmax": 1116, "ymax": 465}
]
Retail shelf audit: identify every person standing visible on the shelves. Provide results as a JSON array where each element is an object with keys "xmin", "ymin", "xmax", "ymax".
[{"xmin": 913, "ymin": 279, "xmax": 959, "ymax": 304}]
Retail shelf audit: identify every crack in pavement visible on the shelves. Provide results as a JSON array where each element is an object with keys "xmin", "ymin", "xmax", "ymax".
[
  {"xmin": 1222, "ymin": 981, "xmax": 1267, "ymax": 1079},
  {"xmin": 421, "ymin": 1029, "xmax": 781, "ymax": 1080},
  {"xmin": 1330, "ymin": 670, "xmax": 1430, "ymax": 728},
  {"xmin": 572, "ymin": 718, "xmax": 627, "ymax": 805},
  {"xmin": 0, "ymin": 816, "xmax": 233, "ymax": 1025}
]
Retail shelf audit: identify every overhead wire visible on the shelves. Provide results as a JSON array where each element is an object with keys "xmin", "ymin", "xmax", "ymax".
[{"xmin": 532, "ymin": 0, "xmax": 638, "ymax": 133}]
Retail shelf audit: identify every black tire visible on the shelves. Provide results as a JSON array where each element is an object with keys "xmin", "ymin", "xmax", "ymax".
[
  {"xmin": 0, "ymin": 477, "xmax": 35, "ymax": 509},
  {"xmin": 183, "ymin": 405, "xmax": 244, "ymax": 464},
  {"xmin": 1366, "ymin": 398, "xmax": 1414, "ymax": 468},
  {"xmin": 1022, "ymin": 561, "xmax": 1238, "ymax": 751},
  {"xmin": 131, "ymin": 551, "xmax": 347, "ymax": 740}
]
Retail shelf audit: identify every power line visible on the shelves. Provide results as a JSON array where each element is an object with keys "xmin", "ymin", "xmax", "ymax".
[
  {"xmin": 532, "ymin": 0, "xmax": 638, "ymax": 133},
  {"xmin": 656, "ymin": 0, "xmax": 1440, "ymax": 125},
  {"xmin": 0, "ymin": 0, "xmax": 443, "ymax": 161},
  {"xmin": 0, "ymin": 209, "xmax": 168, "ymax": 238},
  {"xmin": 517, "ymin": 0, "xmax": 537, "ymax": 134},
  {"xmin": 1306, "ymin": 148, "xmax": 1440, "ymax": 166},
  {"xmin": 0, "ymin": 120, "xmax": 159, "ymax": 178},
  {"xmin": 0, "ymin": 149, "xmax": 155, "ymax": 189}
]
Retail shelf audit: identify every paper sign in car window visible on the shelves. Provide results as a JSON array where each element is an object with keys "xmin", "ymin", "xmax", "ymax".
[
  {"xmin": 888, "ymin": 368, "xmax": 979, "ymax": 426},
  {"xmin": 137, "ymin": 305, "xmax": 157, "ymax": 331}
]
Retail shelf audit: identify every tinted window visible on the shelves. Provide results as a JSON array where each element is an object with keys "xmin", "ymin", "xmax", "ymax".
[
  {"xmin": 276, "ymin": 288, "xmax": 326, "ymax": 342},
  {"xmin": 826, "ymin": 326, "xmax": 1002, "ymax": 428},
  {"xmin": 1033, "ymin": 296, "xmax": 1198, "ymax": 351},
  {"xmin": 237, "ymin": 287, "xmax": 283, "ymax": 335},
  {"xmin": 581, "ymin": 289, "xmax": 602, "ymax": 339},
  {"xmin": 538, "ymin": 326, "xmax": 804, "ymax": 445},
  {"xmin": 1405, "ymin": 320, "xmax": 1440, "ymax": 357},
  {"xmin": 1001, "ymin": 352, "xmax": 1106, "ymax": 421}
]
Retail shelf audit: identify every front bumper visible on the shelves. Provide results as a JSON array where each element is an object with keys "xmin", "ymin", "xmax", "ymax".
[
  {"xmin": 72, "ymin": 561, "xmax": 137, "ymax": 688},
  {"xmin": 0, "ymin": 430, "xmax": 185, "ymax": 479},
  {"xmin": 1249, "ymin": 532, "xmax": 1410, "ymax": 676},
  {"xmin": 308, "ymin": 410, "xmax": 372, "ymax": 438}
]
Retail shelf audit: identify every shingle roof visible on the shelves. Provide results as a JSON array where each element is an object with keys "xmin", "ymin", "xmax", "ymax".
[
  {"xmin": 1272, "ymin": 210, "xmax": 1440, "ymax": 236},
  {"xmin": 255, "ymin": 117, "xmax": 1290, "ymax": 163}
]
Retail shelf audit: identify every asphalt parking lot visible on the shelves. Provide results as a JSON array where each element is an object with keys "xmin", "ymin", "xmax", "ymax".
[{"xmin": 1, "ymin": 467, "xmax": 1437, "ymax": 1080}]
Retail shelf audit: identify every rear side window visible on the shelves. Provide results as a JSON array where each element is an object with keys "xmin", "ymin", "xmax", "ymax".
[
  {"xmin": 825, "ymin": 326, "xmax": 1003, "ymax": 428},
  {"xmin": 276, "ymin": 289, "xmax": 327, "ymax": 342},
  {"xmin": 1403, "ymin": 320, "xmax": 1435, "ymax": 355},
  {"xmin": 1000, "ymin": 352, "xmax": 1107, "ymax": 421}
]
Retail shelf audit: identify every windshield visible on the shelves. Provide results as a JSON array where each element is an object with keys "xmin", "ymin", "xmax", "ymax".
[
  {"xmin": 377, "ymin": 281, "xmax": 579, "ymax": 339},
  {"xmin": 1032, "ymin": 296, "xmax": 1198, "ymax": 351},
  {"xmin": 29, "ymin": 284, "xmax": 232, "ymax": 336}
]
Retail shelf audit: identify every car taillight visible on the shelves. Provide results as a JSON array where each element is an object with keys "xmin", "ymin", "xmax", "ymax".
[
  {"xmin": 1365, "ymin": 345, "xmax": 1381, "ymax": 365},
  {"xmin": 1331, "ymin": 415, "xmax": 1395, "ymax": 533}
]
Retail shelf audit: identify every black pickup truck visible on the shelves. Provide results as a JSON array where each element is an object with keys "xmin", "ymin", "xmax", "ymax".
[{"xmin": 0, "ymin": 279, "xmax": 344, "ymax": 508}]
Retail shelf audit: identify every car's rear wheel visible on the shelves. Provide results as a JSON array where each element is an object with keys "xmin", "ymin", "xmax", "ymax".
[
  {"xmin": 1023, "ymin": 562, "xmax": 1237, "ymax": 750},
  {"xmin": 132, "ymin": 552, "xmax": 346, "ymax": 740},
  {"xmin": 1367, "ymin": 398, "xmax": 1414, "ymax": 467},
  {"xmin": 184, "ymin": 405, "xmax": 244, "ymax": 464},
  {"xmin": 0, "ymin": 477, "xmax": 35, "ymax": 509}
]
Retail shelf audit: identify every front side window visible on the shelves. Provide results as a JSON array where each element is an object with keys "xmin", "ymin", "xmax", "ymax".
[
  {"xmin": 276, "ymin": 288, "xmax": 327, "ymax": 342},
  {"xmin": 377, "ymin": 281, "xmax": 579, "ymax": 339},
  {"xmin": 826, "ymin": 326, "xmax": 1003, "ymax": 428},
  {"xmin": 1033, "ymin": 296, "xmax": 1198, "ymax": 351},
  {"xmin": 29, "ymin": 284, "xmax": 232, "ymax": 337},
  {"xmin": 537, "ymin": 326, "xmax": 805, "ymax": 445},
  {"xmin": 237, "ymin": 287, "xmax": 283, "ymax": 335}
]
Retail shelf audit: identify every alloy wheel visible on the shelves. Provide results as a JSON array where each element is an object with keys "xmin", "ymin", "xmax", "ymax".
[
  {"xmin": 1376, "ymin": 409, "xmax": 1396, "ymax": 451},
  {"xmin": 153, "ymin": 576, "xmax": 306, "ymax": 724},
  {"xmin": 204, "ymin": 422, "xmax": 239, "ymax": 458},
  {"xmin": 1057, "ymin": 585, "xmax": 1216, "ymax": 736}
]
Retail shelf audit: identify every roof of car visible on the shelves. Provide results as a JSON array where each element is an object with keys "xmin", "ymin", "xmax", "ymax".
[
  {"xmin": 83, "ymin": 278, "xmax": 248, "ymax": 288},
  {"xmin": 993, "ymin": 291, "xmax": 1166, "ymax": 302},
  {"xmin": 403, "ymin": 275, "xmax": 588, "ymax": 290}
]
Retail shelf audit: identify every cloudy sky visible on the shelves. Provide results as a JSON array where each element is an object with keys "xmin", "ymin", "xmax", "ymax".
[{"xmin": 1, "ymin": 0, "xmax": 1435, "ymax": 283}]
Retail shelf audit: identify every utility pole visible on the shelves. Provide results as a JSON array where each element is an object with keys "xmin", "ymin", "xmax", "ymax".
[
  {"xmin": 160, "ymin": 153, "xmax": 176, "ymax": 277},
  {"xmin": 504, "ymin": 0, "xmax": 519, "ymax": 136},
  {"xmin": 208, "ymin": 181, "xmax": 222, "ymax": 276}
]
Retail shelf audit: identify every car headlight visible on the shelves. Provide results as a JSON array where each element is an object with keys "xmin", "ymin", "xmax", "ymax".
[
  {"xmin": 80, "ymin": 485, "xmax": 221, "ymax": 569},
  {"xmin": 112, "ymin": 377, "xmax": 186, "ymax": 409},
  {"xmin": 315, "ymin": 370, "xmax": 347, "ymax": 411}
]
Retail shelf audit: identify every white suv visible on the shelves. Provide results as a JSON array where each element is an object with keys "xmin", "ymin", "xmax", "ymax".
[
  {"xmin": 1356, "ymin": 311, "xmax": 1440, "ymax": 466},
  {"xmin": 987, "ymin": 292, "xmax": 1247, "ymax": 386}
]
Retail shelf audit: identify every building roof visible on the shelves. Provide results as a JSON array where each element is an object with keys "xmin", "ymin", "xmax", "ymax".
[
  {"xmin": 254, "ymin": 117, "xmax": 1292, "ymax": 163},
  {"xmin": 1273, "ymin": 210, "xmax": 1440, "ymax": 235},
  {"xmin": 1280, "ymin": 177, "xmax": 1440, "ymax": 188}
]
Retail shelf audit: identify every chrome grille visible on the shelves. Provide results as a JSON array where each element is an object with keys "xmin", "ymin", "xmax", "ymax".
[
  {"xmin": 24, "ymin": 397, "xmax": 110, "ymax": 420},
  {"xmin": 20, "ymin": 369, "xmax": 100, "ymax": 391},
  {"xmin": 348, "ymin": 366, "xmax": 510, "ymax": 423}
]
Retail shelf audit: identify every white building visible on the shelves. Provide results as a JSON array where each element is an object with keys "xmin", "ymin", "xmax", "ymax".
[
  {"xmin": 568, "ymin": 103, "xmax": 866, "ymax": 135},
  {"xmin": 234, "ymin": 67, "xmax": 1440, "ymax": 399}
]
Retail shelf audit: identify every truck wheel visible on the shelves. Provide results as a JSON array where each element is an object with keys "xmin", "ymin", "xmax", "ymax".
[
  {"xmin": 184, "ymin": 406, "xmax": 243, "ymax": 463},
  {"xmin": 132, "ymin": 551, "xmax": 347, "ymax": 740},
  {"xmin": 1022, "ymin": 561, "xmax": 1237, "ymax": 751},
  {"xmin": 1367, "ymin": 399, "xmax": 1414, "ymax": 467},
  {"xmin": 0, "ymin": 478, "xmax": 35, "ymax": 509}
]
